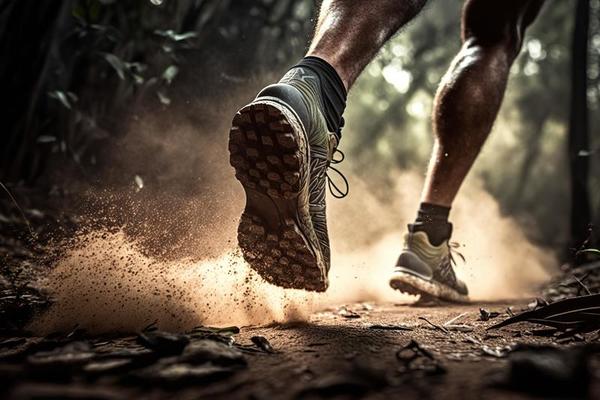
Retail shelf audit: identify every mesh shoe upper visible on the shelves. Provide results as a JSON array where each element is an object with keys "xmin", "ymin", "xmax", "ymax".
[
  {"xmin": 396, "ymin": 231, "xmax": 468, "ymax": 295},
  {"xmin": 277, "ymin": 67, "xmax": 339, "ymax": 269}
]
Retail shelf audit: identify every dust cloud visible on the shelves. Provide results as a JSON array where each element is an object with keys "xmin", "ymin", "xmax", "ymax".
[
  {"xmin": 33, "ymin": 103, "xmax": 554, "ymax": 334},
  {"xmin": 326, "ymin": 171, "xmax": 554, "ymax": 304},
  {"xmin": 32, "ymin": 232, "xmax": 316, "ymax": 333}
]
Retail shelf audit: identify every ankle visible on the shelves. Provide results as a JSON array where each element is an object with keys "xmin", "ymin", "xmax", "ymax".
[
  {"xmin": 305, "ymin": 51, "xmax": 351, "ymax": 91},
  {"xmin": 409, "ymin": 202, "xmax": 452, "ymax": 246},
  {"xmin": 287, "ymin": 56, "xmax": 347, "ymax": 139}
]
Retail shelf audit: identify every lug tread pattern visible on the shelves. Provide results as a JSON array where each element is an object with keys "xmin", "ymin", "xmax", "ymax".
[{"xmin": 229, "ymin": 102, "xmax": 327, "ymax": 292}]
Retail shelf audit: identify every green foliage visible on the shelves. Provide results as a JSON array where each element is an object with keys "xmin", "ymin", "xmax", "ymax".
[
  {"xmin": 48, "ymin": 91, "xmax": 78, "ymax": 110},
  {"xmin": 1, "ymin": 0, "xmax": 316, "ymax": 182}
]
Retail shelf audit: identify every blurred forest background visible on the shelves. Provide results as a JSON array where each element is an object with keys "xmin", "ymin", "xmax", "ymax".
[{"xmin": 1, "ymin": 0, "xmax": 599, "ymax": 262}]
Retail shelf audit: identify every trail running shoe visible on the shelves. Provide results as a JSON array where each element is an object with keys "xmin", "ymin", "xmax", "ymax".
[
  {"xmin": 228, "ymin": 66, "xmax": 344, "ymax": 292},
  {"xmin": 389, "ymin": 231, "xmax": 469, "ymax": 302}
]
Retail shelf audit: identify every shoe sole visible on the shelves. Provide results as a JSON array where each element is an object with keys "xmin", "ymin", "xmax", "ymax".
[
  {"xmin": 229, "ymin": 100, "xmax": 328, "ymax": 292},
  {"xmin": 389, "ymin": 270, "xmax": 470, "ymax": 303}
]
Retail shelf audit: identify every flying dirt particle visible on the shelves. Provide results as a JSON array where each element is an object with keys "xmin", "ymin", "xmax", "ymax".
[{"xmin": 33, "ymin": 110, "xmax": 553, "ymax": 333}]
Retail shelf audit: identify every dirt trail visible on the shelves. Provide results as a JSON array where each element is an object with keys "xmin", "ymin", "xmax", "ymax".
[
  {"xmin": 220, "ymin": 301, "xmax": 599, "ymax": 399},
  {"xmin": 3, "ymin": 300, "xmax": 599, "ymax": 400}
]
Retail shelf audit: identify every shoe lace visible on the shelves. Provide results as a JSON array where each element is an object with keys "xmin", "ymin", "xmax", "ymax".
[
  {"xmin": 438, "ymin": 242, "xmax": 465, "ymax": 284},
  {"xmin": 327, "ymin": 149, "xmax": 349, "ymax": 199},
  {"xmin": 448, "ymin": 241, "xmax": 466, "ymax": 265},
  {"xmin": 327, "ymin": 118, "xmax": 349, "ymax": 199}
]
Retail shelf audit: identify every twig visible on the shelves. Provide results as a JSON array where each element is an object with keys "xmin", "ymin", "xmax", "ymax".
[
  {"xmin": 572, "ymin": 273, "xmax": 592, "ymax": 296},
  {"xmin": 0, "ymin": 181, "xmax": 35, "ymax": 239},
  {"xmin": 419, "ymin": 317, "xmax": 449, "ymax": 334},
  {"xmin": 442, "ymin": 312, "xmax": 474, "ymax": 331},
  {"xmin": 142, "ymin": 320, "xmax": 158, "ymax": 332},
  {"xmin": 369, "ymin": 324, "xmax": 413, "ymax": 331},
  {"xmin": 444, "ymin": 312, "xmax": 467, "ymax": 326}
]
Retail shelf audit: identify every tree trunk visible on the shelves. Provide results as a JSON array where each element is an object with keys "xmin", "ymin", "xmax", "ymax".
[{"xmin": 567, "ymin": 0, "xmax": 591, "ymax": 259}]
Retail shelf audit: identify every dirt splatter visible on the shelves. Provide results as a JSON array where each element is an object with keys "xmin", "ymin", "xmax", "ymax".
[
  {"xmin": 33, "ymin": 101, "xmax": 554, "ymax": 334},
  {"xmin": 32, "ymin": 230, "xmax": 316, "ymax": 333},
  {"xmin": 34, "ymin": 172, "xmax": 552, "ymax": 334}
]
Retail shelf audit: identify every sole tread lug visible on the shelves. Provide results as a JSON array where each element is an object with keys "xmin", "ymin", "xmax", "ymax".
[
  {"xmin": 229, "ymin": 101, "xmax": 327, "ymax": 292},
  {"xmin": 389, "ymin": 273, "xmax": 470, "ymax": 303},
  {"xmin": 267, "ymin": 156, "xmax": 281, "ymax": 165},
  {"xmin": 246, "ymin": 130, "xmax": 258, "ymax": 141},
  {"xmin": 237, "ymin": 213, "xmax": 325, "ymax": 291}
]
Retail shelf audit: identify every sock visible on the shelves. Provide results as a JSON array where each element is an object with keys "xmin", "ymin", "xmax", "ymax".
[
  {"xmin": 409, "ymin": 202, "xmax": 452, "ymax": 246},
  {"xmin": 292, "ymin": 56, "xmax": 347, "ymax": 140}
]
